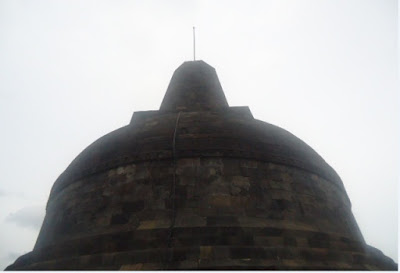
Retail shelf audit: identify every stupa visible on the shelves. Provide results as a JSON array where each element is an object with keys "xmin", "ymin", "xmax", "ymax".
[{"xmin": 6, "ymin": 61, "xmax": 397, "ymax": 270}]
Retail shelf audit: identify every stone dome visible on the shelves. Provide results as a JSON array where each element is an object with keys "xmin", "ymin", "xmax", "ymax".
[{"xmin": 6, "ymin": 61, "xmax": 397, "ymax": 270}]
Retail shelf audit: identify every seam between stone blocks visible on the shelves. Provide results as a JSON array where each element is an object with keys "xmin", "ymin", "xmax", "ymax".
[{"xmin": 165, "ymin": 111, "xmax": 182, "ymax": 266}]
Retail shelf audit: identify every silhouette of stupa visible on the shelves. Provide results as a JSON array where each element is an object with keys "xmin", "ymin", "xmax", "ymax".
[{"xmin": 6, "ymin": 61, "xmax": 397, "ymax": 270}]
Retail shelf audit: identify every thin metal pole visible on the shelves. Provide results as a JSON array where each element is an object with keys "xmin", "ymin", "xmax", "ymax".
[{"xmin": 193, "ymin": 26, "xmax": 196, "ymax": 61}]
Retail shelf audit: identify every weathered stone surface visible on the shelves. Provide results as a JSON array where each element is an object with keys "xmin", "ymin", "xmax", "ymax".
[
  {"xmin": 160, "ymin": 60, "xmax": 229, "ymax": 112},
  {"xmin": 6, "ymin": 61, "xmax": 397, "ymax": 270}
]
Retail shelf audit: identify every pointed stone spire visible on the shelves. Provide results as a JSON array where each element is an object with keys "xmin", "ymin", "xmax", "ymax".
[{"xmin": 160, "ymin": 60, "xmax": 229, "ymax": 112}]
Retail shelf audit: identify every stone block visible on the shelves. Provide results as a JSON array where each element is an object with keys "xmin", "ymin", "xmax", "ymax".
[
  {"xmin": 281, "ymin": 172, "xmax": 293, "ymax": 183},
  {"xmin": 284, "ymin": 237, "xmax": 297, "ymax": 247},
  {"xmin": 207, "ymin": 216, "xmax": 238, "ymax": 226},
  {"xmin": 171, "ymin": 248, "xmax": 188, "ymax": 261},
  {"xmin": 212, "ymin": 246, "xmax": 230, "ymax": 260},
  {"xmin": 308, "ymin": 232, "xmax": 330, "ymax": 248},
  {"xmin": 137, "ymin": 219, "xmax": 171, "ymax": 230},
  {"xmin": 230, "ymin": 196, "xmax": 250, "ymax": 209},
  {"xmin": 200, "ymin": 246, "xmax": 213, "ymax": 259},
  {"xmin": 238, "ymin": 217, "xmax": 264, "ymax": 228},
  {"xmin": 281, "ymin": 259, "xmax": 304, "ymax": 268},
  {"xmin": 232, "ymin": 176, "xmax": 250, "ymax": 190},
  {"xmin": 175, "ymin": 212, "xmax": 206, "ymax": 228},
  {"xmin": 268, "ymin": 237, "xmax": 284, "ymax": 247},
  {"xmin": 262, "ymin": 247, "xmax": 279, "ymax": 259},
  {"xmin": 268, "ymin": 180, "xmax": 283, "ymax": 190},
  {"xmin": 201, "ymin": 158, "xmax": 223, "ymax": 167},
  {"xmin": 177, "ymin": 175, "xmax": 197, "ymax": 186},
  {"xmin": 133, "ymin": 167, "xmax": 150, "ymax": 180},
  {"xmin": 121, "ymin": 200, "xmax": 145, "ymax": 214},
  {"xmin": 230, "ymin": 247, "xmax": 251, "ymax": 259},
  {"xmin": 296, "ymin": 238, "xmax": 309, "ymax": 248},
  {"xmin": 222, "ymin": 159, "xmax": 242, "ymax": 176},
  {"xmin": 110, "ymin": 213, "xmax": 129, "ymax": 225},
  {"xmin": 208, "ymin": 194, "xmax": 232, "ymax": 208},
  {"xmin": 141, "ymin": 262, "xmax": 163, "ymax": 270},
  {"xmin": 178, "ymin": 259, "xmax": 199, "ymax": 269},
  {"xmin": 120, "ymin": 263, "xmax": 143, "ymax": 270}
]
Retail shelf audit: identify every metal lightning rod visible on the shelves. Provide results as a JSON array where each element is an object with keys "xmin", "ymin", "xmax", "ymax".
[{"xmin": 193, "ymin": 26, "xmax": 196, "ymax": 61}]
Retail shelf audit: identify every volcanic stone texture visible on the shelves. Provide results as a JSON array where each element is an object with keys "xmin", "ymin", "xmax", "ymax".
[
  {"xmin": 6, "ymin": 61, "xmax": 397, "ymax": 270},
  {"xmin": 160, "ymin": 61, "xmax": 229, "ymax": 112},
  {"xmin": 6, "ymin": 109, "xmax": 397, "ymax": 270}
]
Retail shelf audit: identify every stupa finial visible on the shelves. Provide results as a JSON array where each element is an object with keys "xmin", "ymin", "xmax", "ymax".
[
  {"xmin": 193, "ymin": 26, "xmax": 196, "ymax": 61},
  {"xmin": 160, "ymin": 61, "xmax": 229, "ymax": 112}
]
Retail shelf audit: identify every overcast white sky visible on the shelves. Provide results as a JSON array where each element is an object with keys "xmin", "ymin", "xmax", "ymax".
[{"xmin": 0, "ymin": 0, "xmax": 398, "ymax": 269}]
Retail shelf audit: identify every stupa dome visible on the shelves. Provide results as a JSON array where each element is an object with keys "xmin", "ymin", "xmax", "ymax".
[{"xmin": 6, "ymin": 61, "xmax": 397, "ymax": 270}]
